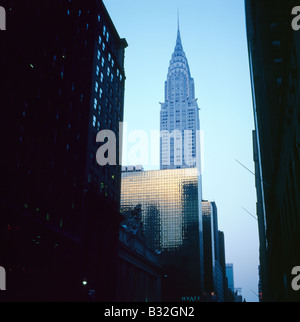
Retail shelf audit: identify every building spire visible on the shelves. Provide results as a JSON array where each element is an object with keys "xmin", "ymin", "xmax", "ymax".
[
  {"xmin": 177, "ymin": 9, "xmax": 180, "ymax": 33},
  {"xmin": 170, "ymin": 11, "xmax": 190, "ymax": 75},
  {"xmin": 175, "ymin": 10, "xmax": 182, "ymax": 50}
]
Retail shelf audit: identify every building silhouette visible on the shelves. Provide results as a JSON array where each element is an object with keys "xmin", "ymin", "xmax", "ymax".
[
  {"xmin": 226, "ymin": 264, "xmax": 235, "ymax": 293},
  {"xmin": 218, "ymin": 231, "xmax": 232, "ymax": 302},
  {"xmin": 202, "ymin": 201, "xmax": 225, "ymax": 301},
  {"xmin": 0, "ymin": 0, "xmax": 127, "ymax": 301},
  {"xmin": 202, "ymin": 201, "xmax": 216, "ymax": 297},
  {"xmin": 245, "ymin": 0, "xmax": 300, "ymax": 301}
]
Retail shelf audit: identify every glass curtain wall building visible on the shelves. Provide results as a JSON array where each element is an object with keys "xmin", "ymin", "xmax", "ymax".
[{"xmin": 121, "ymin": 168, "xmax": 204, "ymax": 301}]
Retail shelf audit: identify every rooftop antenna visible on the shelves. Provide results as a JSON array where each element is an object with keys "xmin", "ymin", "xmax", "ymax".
[{"xmin": 177, "ymin": 9, "xmax": 180, "ymax": 32}]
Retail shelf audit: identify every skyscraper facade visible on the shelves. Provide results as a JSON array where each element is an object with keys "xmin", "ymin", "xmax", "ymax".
[
  {"xmin": 160, "ymin": 24, "xmax": 201, "ymax": 170},
  {"xmin": 120, "ymin": 167, "xmax": 204, "ymax": 301},
  {"xmin": 0, "ymin": 0, "xmax": 126, "ymax": 301}
]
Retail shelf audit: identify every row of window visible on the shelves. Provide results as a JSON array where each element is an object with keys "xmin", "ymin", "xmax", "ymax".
[
  {"xmin": 67, "ymin": 8, "xmax": 109, "ymax": 44},
  {"xmin": 97, "ymin": 48, "xmax": 123, "ymax": 83},
  {"xmin": 94, "ymin": 81, "xmax": 121, "ymax": 112},
  {"xmin": 92, "ymin": 112, "xmax": 118, "ymax": 131},
  {"xmin": 66, "ymin": 7, "xmax": 123, "ymax": 83}
]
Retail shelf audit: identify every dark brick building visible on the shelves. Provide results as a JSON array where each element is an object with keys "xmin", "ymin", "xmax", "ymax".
[{"xmin": 0, "ymin": 0, "xmax": 127, "ymax": 301}]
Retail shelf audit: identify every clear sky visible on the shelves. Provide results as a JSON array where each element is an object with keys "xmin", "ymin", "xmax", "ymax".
[{"xmin": 103, "ymin": 0, "xmax": 259, "ymax": 302}]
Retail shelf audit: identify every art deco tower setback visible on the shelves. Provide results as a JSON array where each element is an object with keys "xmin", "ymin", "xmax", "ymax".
[{"xmin": 160, "ymin": 23, "xmax": 201, "ymax": 170}]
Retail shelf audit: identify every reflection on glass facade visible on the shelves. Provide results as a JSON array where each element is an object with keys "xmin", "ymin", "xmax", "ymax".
[{"xmin": 121, "ymin": 168, "xmax": 204, "ymax": 301}]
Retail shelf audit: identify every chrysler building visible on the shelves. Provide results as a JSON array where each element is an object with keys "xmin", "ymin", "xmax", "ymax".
[{"xmin": 160, "ymin": 22, "xmax": 201, "ymax": 170}]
